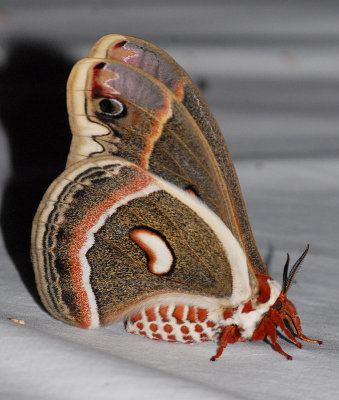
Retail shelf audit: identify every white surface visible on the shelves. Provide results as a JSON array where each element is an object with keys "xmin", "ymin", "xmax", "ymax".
[
  {"xmin": 0, "ymin": 2, "xmax": 338, "ymax": 399},
  {"xmin": 1, "ymin": 158, "xmax": 338, "ymax": 400}
]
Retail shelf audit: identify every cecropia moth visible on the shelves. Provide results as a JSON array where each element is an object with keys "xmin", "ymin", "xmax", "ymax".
[{"xmin": 31, "ymin": 34, "xmax": 322, "ymax": 360}]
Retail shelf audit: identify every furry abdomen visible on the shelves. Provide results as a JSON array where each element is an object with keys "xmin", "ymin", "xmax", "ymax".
[
  {"xmin": 125, "ymin": 280, "xmax": 282, "ymax": 344},
  {"xmin": 126, "ymin": 304, "xmax": 224, "ymax": 343}
]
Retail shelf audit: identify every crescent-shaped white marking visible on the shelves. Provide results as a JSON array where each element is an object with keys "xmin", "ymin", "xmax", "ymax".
[{"xmin": 130, "ymin": 228, "xmax": 174, "ymax": 274}]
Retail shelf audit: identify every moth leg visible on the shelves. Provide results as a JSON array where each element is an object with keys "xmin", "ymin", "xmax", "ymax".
[
  {"xmin": 297, "ymin": 333, "xmax": 322, "ymax": 344},
  {"xmin": 210, "ymin": 325, "xmax": 238, "ymax": 361},
  {"xmin": 264, "ymin": 319, "xmax": 292, "ymax": 360},
  {"xmin": 284, "ymin": 314, "xmax": 322, "ymax": 345},
  {"xmin": 282, "ymin": 328, "xmax": 303, "ymax": 349},
  {"xmin": 283, "ymin": 314, "xmax": 322, "ymax": 345},
  {"xmin": 252, "ymin": 319, "xmax": 265, "ymax": 341},
  {"xmin": 271, "ymin": 311, "xmax": 302, "ymax": 349}
]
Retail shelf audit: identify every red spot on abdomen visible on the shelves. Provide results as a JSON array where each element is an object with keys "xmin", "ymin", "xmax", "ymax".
[
  {"xmin": 146, "ymin": 308, "xmax": 156, "ymax": 322},
  {"xmin": 173, "ymin": 306, "xmax": 184, "ymax": 323},
  {"xmin": 197, "ymin": 308, "xmax": 207, "ymax": 322},
  {"xmin": 159, "ymin": 306, "xmax": 169, "ymax": 322},
  {"xmin": 131, "ymin": 313, "xmax": 142, "ymax": 323},
  {"xmin": 200, "ymin": 333, "xmax": 209, "ymax": 342},
  {"xmin": 152, "ymin": 333, "xmax": 162, "ymax": 340},
  {"xmin": 150, "ymin": 323, "xmax": 158, "ymax": 332},
  {"xmin": 181, "ymin": 326, "xmax": 189, "ymax": 334},
  {"xmin": 164, "ymin": 324, "xmax": 173, "ymax": 333},
  {"xmin": 187, "ymin": 306, "xmax": 196, "ymax": 323}
]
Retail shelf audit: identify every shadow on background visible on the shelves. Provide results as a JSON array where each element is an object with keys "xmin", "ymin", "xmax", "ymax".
[{"xmin": 0, "ymin": 41, "xmax": 73, "ymax": 305}]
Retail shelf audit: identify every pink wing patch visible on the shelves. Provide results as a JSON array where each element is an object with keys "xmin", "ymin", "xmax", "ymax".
[{"xmin": 129, "ymin": 228, "xmax": 175, "ymax": 275}]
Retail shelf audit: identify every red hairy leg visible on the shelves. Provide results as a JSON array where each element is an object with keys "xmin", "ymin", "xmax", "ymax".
[
  {"xmin": 297, "ymin": 333, "xmax": 322, "ymax": 344},
  {"xmin": 284, "ymin": 315, "xmax": 322, "ymax": 344},
  {"xmin": 252, "ymin": 316, "xmax": 292, "ymax": 359},
  {"xmin": 264, "ymin": 318, "xmax": 292, "ymax": 360},
  {"xmin": 252, "ymin": 318, "xmax": 266, "ymax": 341},
  {"xmin": 210, "ymin": 325, "xmax": 239, "ymax": 361}
]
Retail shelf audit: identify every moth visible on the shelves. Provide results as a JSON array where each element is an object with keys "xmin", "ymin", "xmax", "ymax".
[{"xmin": 31, "ymin": 34, "xmax": 321, "ymax": 360}]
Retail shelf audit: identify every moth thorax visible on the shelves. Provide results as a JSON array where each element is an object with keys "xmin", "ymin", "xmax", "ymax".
[
  {"xmin": 218, "ymin": 278, "xmax": 282, "ymax": 339},
  {"xmin": 126, "ymin": 304, "xmax": 223, "ymax": 343}
]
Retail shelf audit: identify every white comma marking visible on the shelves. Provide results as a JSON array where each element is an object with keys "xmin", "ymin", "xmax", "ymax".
[{"xmin": 130, "ymin": 228, "xmax": 174, "ymax": 274}]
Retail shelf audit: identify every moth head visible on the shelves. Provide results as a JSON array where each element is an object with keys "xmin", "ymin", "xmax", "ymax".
[{"xmin": 272, "ymin": 244, "xmax": 310, "ymax": 336}]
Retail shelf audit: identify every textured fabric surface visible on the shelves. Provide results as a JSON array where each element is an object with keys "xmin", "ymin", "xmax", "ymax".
[{"xmin": 0, "ymin": 2, "xmax": 338, "ymax": 399}]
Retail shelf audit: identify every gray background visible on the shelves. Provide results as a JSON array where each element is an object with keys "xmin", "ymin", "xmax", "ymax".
[{"xmin": 0, "ymin": 1, "xmax": 338, "ymax": 399}]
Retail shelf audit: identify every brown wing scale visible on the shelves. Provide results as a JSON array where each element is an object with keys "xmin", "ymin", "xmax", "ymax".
[
  {"xmin": 31, "ymin": 157, "xmax": 235, "ymax": 327},
  {"xmin": 88, "ymin": 34, "xmax": 267, "ymax": 276}
]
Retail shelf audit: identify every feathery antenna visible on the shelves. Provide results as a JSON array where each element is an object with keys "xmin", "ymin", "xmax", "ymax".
[{"xmin": 283, "ymin": 244, "xmax": 310, "ymax": 294}]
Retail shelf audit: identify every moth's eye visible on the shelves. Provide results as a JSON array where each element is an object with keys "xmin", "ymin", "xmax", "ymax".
[
  {"xmin": 99, "ymin": 98, "xmax": 125, "ymax": 117},
  {"xmin": 275, "ymin": 301, "xmax": 282, "ymax": 311}
]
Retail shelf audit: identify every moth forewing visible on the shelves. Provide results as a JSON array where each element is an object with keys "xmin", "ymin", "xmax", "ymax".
[{"xmin": 88, "ymin": 34, "xmax": 268, "ymax": 277}]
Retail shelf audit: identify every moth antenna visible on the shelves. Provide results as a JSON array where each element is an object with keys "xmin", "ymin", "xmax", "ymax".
[
  {"xmin": 284, "ymin": 244, "xmax": 310, "ymax": 294},
  {"xmin": 282, "ymin": 253, "xmax": 290, "ymax": 293}
]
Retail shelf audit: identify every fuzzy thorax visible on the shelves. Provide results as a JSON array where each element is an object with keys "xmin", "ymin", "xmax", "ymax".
[{"xmin": 221, "ymin": 279, "xmax": 281, "ymax": 339}]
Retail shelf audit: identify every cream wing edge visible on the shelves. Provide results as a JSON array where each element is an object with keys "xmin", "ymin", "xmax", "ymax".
[{"xmin": 66, "ymin": 59, "xmax": 110, "ymax": 168}]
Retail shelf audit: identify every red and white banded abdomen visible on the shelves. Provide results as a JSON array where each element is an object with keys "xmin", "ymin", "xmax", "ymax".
[
  {"xmin": 126, "ymin": 304, "xmax": 223, "ymax": 343},
  {"xmin": 126, "ymin": 280, "xmax": 281, "ymax": 344}
]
